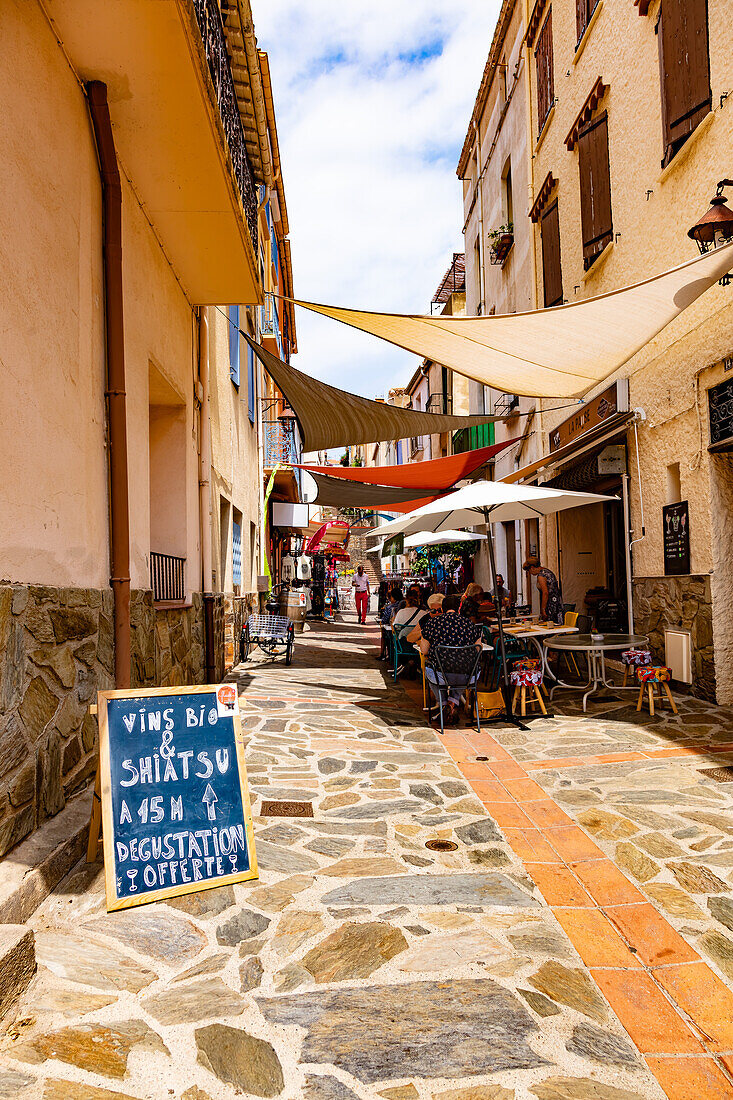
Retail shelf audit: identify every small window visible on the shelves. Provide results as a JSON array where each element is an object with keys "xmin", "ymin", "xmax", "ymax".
[
  {"xmin": 232, "ymin": 514, "xmax": 242, "ymax": 590},
  {"xmin": 657, "ymin": 0, "xmax": 711, "ymax": 168},
  {"xmin": 577, "ymin": 111, "xmax": 612, "ymax": 270},
  {"xmin": 576, "ymin": 0, "xmax": 600, "ymax": 47},
  {"xmin": 501, "ymin": 159, "xmax": 514, "ymax": 227},
  {"xmin": 540, "ymin": 200, "xmax": 563, "ymax": 306},
  {"xmin": 247, "ymin": 342, "xmax": 255, "ymax": 423},
  {"xmin": 228, "ymin": 305, "xmax": 240, "ymax": 387},
  {"xmin": 535, "ymin": 11, "xmax": 555, "ymax": 134}
]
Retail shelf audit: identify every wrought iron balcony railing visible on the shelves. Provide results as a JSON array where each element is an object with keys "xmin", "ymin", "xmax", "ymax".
[
  {"xmin": 263, "ymin": 421, "xmax": 298, "ymax": 467},
  {"xmin": 150, "ymin": 552, "xmax": 186, "ymax": 602},
  {"xmin": 191, "ymin": 0, "xmax": 258, "ymax": 253}
]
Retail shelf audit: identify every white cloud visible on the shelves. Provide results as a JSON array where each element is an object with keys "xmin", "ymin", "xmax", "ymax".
[{"xmin": 253, "ymin": 1, "xmax": 500, "ymax": 398}]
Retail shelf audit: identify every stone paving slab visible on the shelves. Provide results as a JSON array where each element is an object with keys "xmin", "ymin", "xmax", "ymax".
[{"xmin": 1, "ymin": 612, "xmax": 718, "ymax": 1098}]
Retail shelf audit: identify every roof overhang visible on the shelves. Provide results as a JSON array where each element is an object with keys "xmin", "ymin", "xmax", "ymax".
[{"xmin": 47, "ymin": 0, "xmax": 260, "ymax": 304}]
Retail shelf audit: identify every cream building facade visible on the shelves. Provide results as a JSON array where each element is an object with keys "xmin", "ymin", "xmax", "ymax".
[
  {"xmin": 460, "ymin": 0, "xmax": 733, "ymax": 698},
  {"xmin": 0, "ymin": 0, "xmax": 294, "ymax": 854}
]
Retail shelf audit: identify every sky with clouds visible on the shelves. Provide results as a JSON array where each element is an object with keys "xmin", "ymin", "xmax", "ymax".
[{"xmin": 253, "ymin": 1, "xmax": 500, "ymax": 400}]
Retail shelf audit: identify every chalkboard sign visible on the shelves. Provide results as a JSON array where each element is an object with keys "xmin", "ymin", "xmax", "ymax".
[
  {"xmin": 708, "ymin": 377, "xmax": 733, "ymax": 452},
  {"xmin": 97, "ymin": 685, "xmax": 257, "ymax": 911},
  {"xmin": 663, "ymin": 501, "xmax": 690, "ymax": 576}
]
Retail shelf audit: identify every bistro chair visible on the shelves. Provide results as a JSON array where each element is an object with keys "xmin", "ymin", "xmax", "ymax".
[
  {"xmin": 636, "ymin": 666, "xmax": 678, "ymax": 716},
  {"xmin": 560, "ymin": 611, "xmax": 583, "ymax": 680},
  {"xmin": 621, "ymin": 646, "xmax": 652, "ymax": 687},
  {"xmin": 425, "ymin": 644, "xmax": 483, "ymax": 735},
  {"xmin": 392, "ymin": 624, "xmax": 419, "ymax": 682}
]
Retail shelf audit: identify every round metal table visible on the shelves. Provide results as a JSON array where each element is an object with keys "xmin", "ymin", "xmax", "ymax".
[{"xmin": 543, "ymin": 633, "xmax": 649, "ymax": 712}]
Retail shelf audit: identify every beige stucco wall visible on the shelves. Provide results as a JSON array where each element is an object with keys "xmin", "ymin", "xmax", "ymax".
[
  {"xmin": 530, "ymin": 0, "xmax": 733, "ymax": 586},
  {"xmin": 0, "ymin": 0, "xmax": 203, "ymax": 600},
  {"xmin": 0, "ymin": 0, "xmax": 108, "ymax": 589}
]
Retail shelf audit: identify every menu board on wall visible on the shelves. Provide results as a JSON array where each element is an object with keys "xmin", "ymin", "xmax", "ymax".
[
  {"xmin": 663, "ymin": 501, "xmax": 690, "ymax": 576},
  {"xmin": 97, "ymin": 684, "xmax": 257, "ymax": 911}
]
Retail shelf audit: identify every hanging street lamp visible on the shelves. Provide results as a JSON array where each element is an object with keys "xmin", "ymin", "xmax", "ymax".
[{"xmin": 688, "ymin": 180, "xmax": 733, "ymax": 285}]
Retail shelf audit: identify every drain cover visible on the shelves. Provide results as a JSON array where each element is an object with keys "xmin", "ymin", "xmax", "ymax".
[
  {"xmin": 425, "ymin": 839, "xmax": 458, "ymax": 852},
  {"xmin": 260, "ymin": 800, "xmax": 314, "ymax": 817},
  {"xmin": 698, "ymin": 767, "xmax": 733, "ymax": 783},
  {"xmin": 475, "ymin": 756, "xmax": 490, "ymax": 762}
]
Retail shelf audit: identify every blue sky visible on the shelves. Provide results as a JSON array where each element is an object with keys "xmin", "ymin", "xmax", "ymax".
[{"xmin": 253, "ymin": 1, "xmax": 501, "ymax": 400}]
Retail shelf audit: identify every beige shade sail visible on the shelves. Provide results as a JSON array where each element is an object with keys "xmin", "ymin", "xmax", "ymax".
[
  {"xmin": 242, "ymin": 333, "xmax": 499, "ymax": 451},
  {"xmin": 289, "ymin": 242, "xmax": 733, "ymax": 399}
]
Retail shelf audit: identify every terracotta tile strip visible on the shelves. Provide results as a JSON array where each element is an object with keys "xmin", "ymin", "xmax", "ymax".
[
  {"xmin": 523, "ymin": 740, "xmax": 733, "ymax": 771},
  {"xmin": 415, "ymin": 711, "xmax": 733, "ymax": 1099}
]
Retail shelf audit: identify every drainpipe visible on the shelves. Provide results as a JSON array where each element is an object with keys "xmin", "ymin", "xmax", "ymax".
[
  {"xmin": 199, "ymin": 307, "xmax": 216, "ymax": 682},
  {"xmin": 87, "ymin": 82, "xmax": 131, "ymax": 690}
]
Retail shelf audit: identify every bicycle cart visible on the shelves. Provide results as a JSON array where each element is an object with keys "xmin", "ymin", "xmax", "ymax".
[{"xmin": 240, "ymin": 613, "xmax": 295, "ymax": 665}]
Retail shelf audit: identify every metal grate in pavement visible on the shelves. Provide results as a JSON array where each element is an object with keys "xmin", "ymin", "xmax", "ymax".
[
  {"xmin": 698, "ymin": 766, "xmax": 733, "ymax": 782},
  {"xmin": 425, "ymin": 839, "xmax": 458, "ymax": 852},
  {"xmin": 260, "ymin": 800, "xmax": 314, "ymax": 817}
]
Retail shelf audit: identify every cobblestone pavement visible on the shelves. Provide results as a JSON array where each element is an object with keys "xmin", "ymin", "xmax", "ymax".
[{"xmin": 2, "ymin": 612, "xmax": 733, "ymax": 1099}]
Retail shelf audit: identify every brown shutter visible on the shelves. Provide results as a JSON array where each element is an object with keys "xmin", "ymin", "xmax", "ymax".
[
  {"xmin": 541, "ymin": 201, "xmax": 563, "ymax": 307},
  {"xmin": 578, "ymin": 112, "xmax": 612, "ymax": 271},
  {"xmin": 576, "ymin": 0, "xmax": 588, "ymax": 42},
  {"xmin": 658, "ymin": 0, "xmax": 711, "ymax": 166},
  {"xmin": 535, "ymin": 11, "xmax": 555, "ymax": 133}
]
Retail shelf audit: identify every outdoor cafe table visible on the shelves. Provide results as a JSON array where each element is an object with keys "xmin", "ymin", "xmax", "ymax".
[
  {"xmin": 488, "ymin": 621, "xmax": 579, "ymax": 681},
  {"xmin": 543, "ymin": 632, "xmax": 649, "ymax": 712}
]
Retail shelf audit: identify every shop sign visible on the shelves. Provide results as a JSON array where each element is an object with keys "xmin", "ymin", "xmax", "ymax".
[
  {"xmin": 95, "ymin": 685, "xmax": 257, "ymax": 911},
  {"xmin": 549, "ymin": 381, "xmax": 627, "ymax": 453},
  {"xmin": 663, "ymin": 501, "xmax": 690, "ymax": 576},
  {"xmin": 383, "ymin": 533, "xmax": 404, "ymax": 557},
  {"xmin": 597, "ymin": 445, "xmax": 626, "ymax": 475},
  {"xmin": 708, "ymin": 377, "xmax": 733, "ymax": 452}
]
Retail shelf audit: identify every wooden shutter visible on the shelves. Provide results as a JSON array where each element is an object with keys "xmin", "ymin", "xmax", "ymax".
[
  {"xmin": 658, "ymin": 0, "xmax": 711, "ymax": 166},
  {"xmin": 541, "ymin": 201, "xmax": 563, "ymax": 307},
  {"xmin": 247, "ymin": 343, "xmax": 255, "ymax": 423},
  {"xmin": 535, "ymin": 11, "xmax": 554, "ymax": 132},
  {"xmin": 578, "ymin": 112, "xmax": 612, "ymax": 270},
  {"xmin": 576, "ymin": 0, "xmax": 588, "ymax": 43}
]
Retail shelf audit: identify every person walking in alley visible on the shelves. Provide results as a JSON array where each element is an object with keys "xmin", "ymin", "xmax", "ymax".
[
  {"xmin": 352, "ymin": 564, "xmax": 371, "ymax": 624},
  {"xmin": 523, "ymin": 556, "xmax": 563, "ymax": 624}
]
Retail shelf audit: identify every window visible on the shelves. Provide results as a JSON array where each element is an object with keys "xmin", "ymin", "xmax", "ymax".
[
  {"xmin": 232, "ymin": 512, "xmax": 242, "ymax": 591},
  {"xmin": 247, "ymin": 342, "xmax": 255, "ymax": 423},
  {"xmin": 576, "ymin": 0, "xmax": 600, "ymax": 46},
  {"xmin": 540, "ymin": 200, "xmax": 563, "ymax": 306},
  {"xmin": 501, "ymin": 159, "xmax": 514, "ymax": 226},
  {"xmin": 228, "ymin": 305, "xmax": 240, "ymax": 386},
  {"xmin": 535, "ymin": 11, "xmax": 554, "ymax": 134},
  {"xmin": 396, "ymin": 440, "xmax": 403, "ymax": 465},
  {"xmin": 657, "ymin": 0, "xmax": 711, "ymax": 167},
  {"xmin": 577, "ymin": 112, "xmax": 612, "ymax": 270}
]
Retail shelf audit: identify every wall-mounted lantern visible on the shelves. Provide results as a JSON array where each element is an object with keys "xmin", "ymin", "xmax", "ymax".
[{"xmin": 688, "ymin": 180, "xmax": 733, "ymax": 286}]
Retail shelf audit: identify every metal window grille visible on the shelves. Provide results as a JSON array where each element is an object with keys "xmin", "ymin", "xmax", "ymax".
[
  {"xmin": 150, "ymin": 552, "xmax": 186, "ymax": 602},
  {"xmin": 232, "ymin": 521, "xmax": 242, "ymax": 586}
]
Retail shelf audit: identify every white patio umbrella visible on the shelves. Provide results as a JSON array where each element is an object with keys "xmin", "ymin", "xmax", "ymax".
[
  {"xmin": 367, "ymin": 479, "xmax": 617, "ymax": 725},
  {"xmin": 404, "ymin": 529, "xmax": 486, "ymax": 548}
]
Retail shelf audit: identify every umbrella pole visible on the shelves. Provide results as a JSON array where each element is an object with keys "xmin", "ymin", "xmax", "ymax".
[{"xmin": 483, "ymin": 509, "xmax": 522, "ymax": 729}]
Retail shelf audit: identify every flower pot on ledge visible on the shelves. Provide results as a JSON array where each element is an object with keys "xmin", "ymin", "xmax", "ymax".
[{"xmin": 490, "ymin": 233, "xmax": 514, "ymax": 265}]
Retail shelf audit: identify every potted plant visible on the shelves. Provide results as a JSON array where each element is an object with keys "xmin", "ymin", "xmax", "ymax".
[{"xmin": 488, "ymin": 223, "xmax": 514, "ymax": 264}]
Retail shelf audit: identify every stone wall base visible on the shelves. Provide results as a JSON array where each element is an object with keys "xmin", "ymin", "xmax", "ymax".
[
  {"xmin": 0, "ymin": 582, "xmax": 227, "ymax": 861},
  {"xmin": 632, "ymin": 575, "xmax": 715, "ymax": 702}
]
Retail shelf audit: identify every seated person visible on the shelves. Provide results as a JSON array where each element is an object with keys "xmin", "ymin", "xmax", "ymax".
[
  {"xmin": 378, "ymin": 590, "xmax": 401, "ymax": 659},
  {"xmin": 492, "ymin": 574, "xmax": 512, "ymax": 611},
  {"xmin": 418, "ymin": 594, "xmax": 483, "ymax": 725},
  {"xmin": 387, "ymin": 586, "xmax": 406, "ymax": 622},
  {"xmin": 407, "ymin": 592, "xmax": 443, "ymax": 645},
  {"xmin": 459, "ymin": 582, "xmax": 484, "ymax": 622},
  {"xmin": 392, "ymin": 590, "xmax": 427, "ymax": 635}
]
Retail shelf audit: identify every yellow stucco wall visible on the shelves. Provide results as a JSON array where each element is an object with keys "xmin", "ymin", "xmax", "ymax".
[{"xmin": 530, "ymin": 0, "xmax": 733, "ymax": 582}]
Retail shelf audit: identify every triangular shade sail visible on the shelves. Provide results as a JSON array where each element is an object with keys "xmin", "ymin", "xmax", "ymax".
[
  {"xmin": 309, "ymin": 471, "xmax": 444, "ymax": 508},
  {"xmin": 242, "ymin": 332, "xmax": 499, "ymax": 451},
  {"xmin": 291, "ymin": 243, "xmax": 733, "ymax": 399},
  {"xmin": 296, "ymin": 438, "xmax": 520, "ymax": 489}
]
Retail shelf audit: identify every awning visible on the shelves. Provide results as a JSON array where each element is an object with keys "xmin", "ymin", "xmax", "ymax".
[
  {"xmin": 296, "ymin": 438, "xmax": 520, "ymax": 489},
  {"xmin": 289, "ymin": 242, "xmax": 733, "ymax": 399},
  {"xmin": 502, "ymin": 412, "xmax": 634, "ymax": 484},
  {"xmin": 309, "ymin": 471, "xmax": 444, "ymax": 508},
  {"xmin": 242, "ymin": 332, "xmax": 499, "ymax": 451},
  {"xmin": 304, "ymin": 519, "xmax": 350, "ymax": 554}
]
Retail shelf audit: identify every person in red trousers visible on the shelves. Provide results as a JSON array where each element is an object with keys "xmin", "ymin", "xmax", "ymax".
[{"xmin": 352, "ymin": 565, "xmax": 371, "ymax": 624}]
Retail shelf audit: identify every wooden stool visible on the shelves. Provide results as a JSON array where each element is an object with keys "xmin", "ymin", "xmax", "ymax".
[
  {"xmin": 622, "ymin": 647, "xmax": 652, "ymax": 687},
  {"xmin": 636, "ymin": 665, "xmax": 678, "ymax": 716},
  {"xmin": 510, "ymin": 665, "xmax": 547, "ymax": 716}
]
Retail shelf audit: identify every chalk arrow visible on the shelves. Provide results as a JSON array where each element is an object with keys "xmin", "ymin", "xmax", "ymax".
[{"xmin": 202, "ymin": 783, "xmax": 218, "ymax": 821}]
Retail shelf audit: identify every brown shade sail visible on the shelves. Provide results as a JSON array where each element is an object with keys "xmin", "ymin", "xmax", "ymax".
[
  {"xmin": 242, "ymin": 332, "xmax": 499, "ymax": 452},
  {"xmin": 309, "ymin": 471, "xmax": 444, "ymax": 508}
]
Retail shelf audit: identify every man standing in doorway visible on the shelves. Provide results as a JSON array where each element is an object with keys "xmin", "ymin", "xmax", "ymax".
[{"xmin": 352, "ymin": 565, "xmax": 371, "ymax": 624}]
